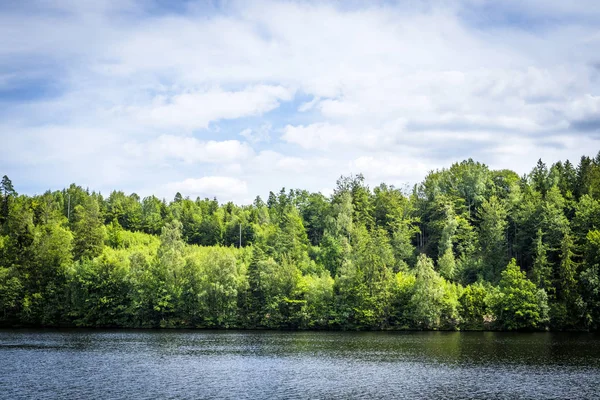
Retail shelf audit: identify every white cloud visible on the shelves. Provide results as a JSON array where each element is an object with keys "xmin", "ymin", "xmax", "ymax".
[
  {"xmin": 122, "ymin": 86, "xmax": 293, "ymax": 131},
  {"xmin": 251, "ymin": 150, "xmax": 334, "ymax": 174},
  {"xmin": 1, "ymin": 0, "xmax": 599, "ymax": 202},
  {"xmin": 125, "ymin": 135, "xmax": 253, "ymax": 164},
  {"xmin": 349, "ymin": 155, "xmax": 434, "ymax": 184},
  {"xmin": 165, "ymin": 176, "xmax": 248, "ymax": 199},
  {"xmin": 298, "ymin": 97, "xmax": 321, "ymax": 112},
  {"xmin": 564, "ymin": 95, "xmax": 600, "ymax": 122},
  {"xmin": 240, "ymin": 123, "xmax": 272, "ymax": 144},
  {"xmin": 282, "ymin": 123, "xmax": 354, "ymax": 150}
]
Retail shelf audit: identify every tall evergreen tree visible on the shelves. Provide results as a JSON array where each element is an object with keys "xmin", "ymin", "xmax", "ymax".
[
  {"xmin": 0, "ymin": 175, "xmax": 16, "ymax": 226},
  {"xmin": 477, "ymin": 196, "xmax": 508, "ymax": 282},
  {"xmin": 72, "ymin": 198, "xmax": 105, "ymax": 261}
]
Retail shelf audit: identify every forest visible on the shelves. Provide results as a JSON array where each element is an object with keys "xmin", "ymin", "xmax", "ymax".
[{"xmin": 2, "ymin": 154, "xmax": 600, "ymax": 331}]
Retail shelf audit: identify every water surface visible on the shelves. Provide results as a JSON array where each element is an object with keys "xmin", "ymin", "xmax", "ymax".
[{"xmin": 1, "ymin": 330, "xmax": 599, "ymax": 399}]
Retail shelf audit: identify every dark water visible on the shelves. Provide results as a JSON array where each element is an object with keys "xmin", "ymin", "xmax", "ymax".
[{"xmin": 1, "ymin": 330, "xmax": 600, "ymax": 399}]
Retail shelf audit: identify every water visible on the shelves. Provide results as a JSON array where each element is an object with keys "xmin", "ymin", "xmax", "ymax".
[{"xmin": 1, "ymin": 330, "xmax": 599, "ymax": 399}]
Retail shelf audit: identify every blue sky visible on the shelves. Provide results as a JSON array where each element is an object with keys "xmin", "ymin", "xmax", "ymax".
[{"xmin": 1, "ymin": 0, "xmax": 599, "ymax": 202}]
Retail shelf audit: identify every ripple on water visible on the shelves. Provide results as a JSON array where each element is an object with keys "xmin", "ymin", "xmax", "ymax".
[{"xmin": 1, "ymin": 330, "xmax": 599, "ymax": 399}]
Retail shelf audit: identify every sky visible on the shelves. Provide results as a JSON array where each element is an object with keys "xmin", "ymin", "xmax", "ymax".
[{"xmin": 1, "ymin": 0, "xmax": 599, "ymax": 203}]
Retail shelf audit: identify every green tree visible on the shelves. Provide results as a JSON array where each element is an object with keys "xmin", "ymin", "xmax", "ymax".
[
  {"xmin": 575, "ymin": 156, "xmax": 594, "ymax": 199},
  {"xmin": 299, "ymin": 271, "xmax": 334, "ymax": 329},
  {"xmin": 139, "ymin": 220, "xmax": 186, "ymax": 327},
  {"xmin": 69, "ymin": 252, "xmax": 133, "ymax": 327},
  {"xmin": 105, "ymin": 191, "xmax": 142, "ymax": 231},
  {"xmin": 4, "ymin": 154, "xmax": 600, "ymax": 332},
  {"xmin": 297, "ymin": 191, "xmax": 330, "ymax": 246},
  {"xmin": 409, "ymin": 254, "xmax": 458, "ymax": 329},
  {"xmin": 246, "ymin": 246, "xmax": 267, "ymax": 326},
  {"xmin": 550, "ymin": 230, "xmax": 581, "ymax": 328},
  {"xmin": 493, "ymin": 259, "xmax": 548, "ymax": 330},
  {"xmin": 73, "ymin": 198, "xmax": 105, "ymax": 261},
  {"xmin": 459, "ymin": 283, "xmax": 492, "ymax": 330},
  {"xmin": 106, "ymin": 219, "xmax": 124, "ymax": 249},
  {"xmin": 531, "ymin": 159, "xmax": 549, "ymax": 197},
  {"xmin": 0, "ymin": 233, "xmax": 22, "ymax": 324},
  {"xmin": 141, "ymin": 195, "xmax": 167, "ymax": 235},
  {"xmin": 531, "ymin": 229, "xmax": 552, "ymax": 291},
  {"xmin": 349, "ymin": 226, "xmax": 395, "ymax": 328},
  {"xmin": 477, "ymin": 196, "xmax": 508, "ymax": 282},
  {"xmin": 318, "ymin": 192, "xmax": 353, "ymax": 276},
  {"xmin": 197, "ymin": 249, "xmax": 240, "ymax": 328},
  {"xmin": 438, "ymin": 248, "xmax": 456, "ymax": 280},
  {"xmin": 333, "ymin": 174, "xmax": 374, "ymax": 228},
  {"xmin": 0, "ymin": 175, "xmax": 16, "ymax": 226},
  {"xmin": 389, "ymin": 271, "xmax": 416, "ymax": 328}
]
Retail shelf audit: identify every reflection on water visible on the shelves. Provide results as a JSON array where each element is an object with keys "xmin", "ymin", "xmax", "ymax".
[{"xmin": 1, "ymin": 330, "xmax": 599, "ymax": 399}]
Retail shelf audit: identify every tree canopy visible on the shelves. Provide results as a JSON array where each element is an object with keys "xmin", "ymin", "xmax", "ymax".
[{"xmin": 2, "ymin": 153, "xmax": 600, "ymax": 331}]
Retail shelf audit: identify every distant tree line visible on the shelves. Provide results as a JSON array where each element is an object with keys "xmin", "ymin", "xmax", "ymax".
[{"xmin": 2, "ymin": 154, "xmax": 600, "ymax": 330}]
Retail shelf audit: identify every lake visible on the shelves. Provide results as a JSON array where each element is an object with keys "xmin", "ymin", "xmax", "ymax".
[{"xmin": 1, "ymin": 330, "xmax": 599, "ymax": 399}]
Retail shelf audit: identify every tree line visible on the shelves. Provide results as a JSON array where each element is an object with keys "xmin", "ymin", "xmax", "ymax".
[{"xmin": 2, "ymin": 154, "xmax": 600, "ymax": 330}]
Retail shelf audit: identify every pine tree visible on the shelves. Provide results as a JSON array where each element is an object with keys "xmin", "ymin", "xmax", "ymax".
[
  {"xmin": 247, "ymin": 246, "xmax": 266, "ymax": 327},
  {"xmin": 531, "ymin": 229, "xmax": 552, "ymax": 292},
  {"xmin": 477, "ymin": 196, "xmax": 508, "ymax": 282},
  {"xmin": 1, "ymin": 175, "xmax": 16, "ymax": 226},
  {"xmin": 72, "ymin": 198, "xmax": 105, "ymax": 261}
]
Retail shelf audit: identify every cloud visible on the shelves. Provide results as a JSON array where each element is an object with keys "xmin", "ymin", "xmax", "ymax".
[
  {"xmin": 125, "ymin": 135, "xmax": 253, "ymax": 164},
  {"xmin": 164, "ymin": 176, "xmax": 248, "ymax": 199},
  {"xmin": 565, "ymin": 94, "xmax": 600, "ymax": 132},
  {"xmin": 281, "ymin": 123, "xmax": 353, "ymax": 150},
  {"xmin": 298, "ymin": 97, "xmax": 321, "ymax": 112},
  {"xmin": 250, "ymin": 150, "xmax": 334, "ymax": 174},
  {"xmin": 349, "ymin": 155, "xmax": 433, "ymax": 183},
  {"xmin": 240, "ymin": 123, "xmax": 272, "ymax": 144},
  {"xmin": 1, "ymin": 0, "xmax": 599, "ymax": 203},
  {"xmin": 121, "ymin": 85, "xmax": 293, "ymax": 131}
]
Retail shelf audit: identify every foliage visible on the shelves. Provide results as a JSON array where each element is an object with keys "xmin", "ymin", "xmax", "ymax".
[
  {"xmin": 492, "ymin": 259, "xmax": 549, "ymax": 330},
  {"xmin": 1, "ymin": 153, "xmax": 600, "ymax": 330}
]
